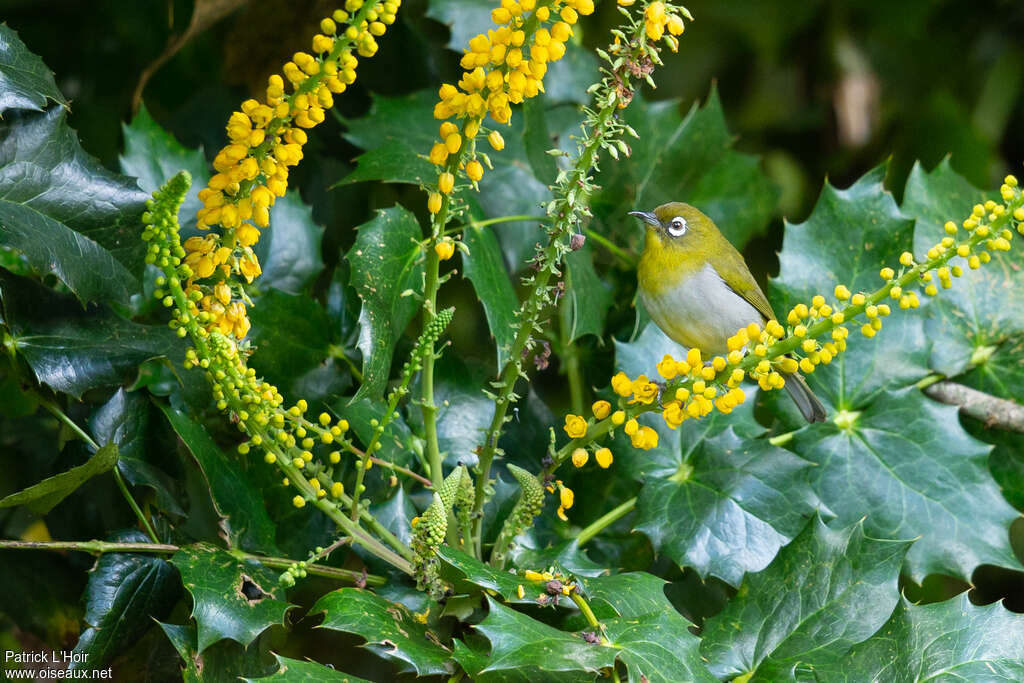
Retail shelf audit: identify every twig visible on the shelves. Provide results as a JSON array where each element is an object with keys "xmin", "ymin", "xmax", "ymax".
[{"xmin": 923, "ymin": 380, "xmax": 1024, "ymax": 433}]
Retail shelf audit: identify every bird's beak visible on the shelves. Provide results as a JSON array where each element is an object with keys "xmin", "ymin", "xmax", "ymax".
[{"xmin": 628, "ymin": 210, "xmax": 660, "ymax": 228}]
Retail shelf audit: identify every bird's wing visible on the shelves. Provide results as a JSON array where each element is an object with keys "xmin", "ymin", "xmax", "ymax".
[{"xmin": 715, "ymin": 244, "xmax": 777, "ymax": 322}]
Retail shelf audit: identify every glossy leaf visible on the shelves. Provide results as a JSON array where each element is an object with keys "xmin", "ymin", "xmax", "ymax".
[
  {"xmin": 771, "ymin": 164, "xmax": 930, "ymax": 413},
  {"xmin": 245, "ymin": 654, "xmax": 372, "ymax": 682},
  {"xmin": 438, "ymin": 545, "xmax": 540, "ymax": 605},
  {"xmin": 563, "ymin": 245, "xmax": 612, "ymax": 342},
  {"xmin": 410, "ymin": 355, "xmax": 492, "ymax": 467},
  {"xmin": 158, "ymin": 621, "xmax": 275, "ymax": 683},
  {"xmin": 903, "ymin": 159, "xmax": 1024, "ymax": 402},
  {"xmin": 345, "ymin": 206, "xmax": 424, "ymax": 402},
  {"xmin": 604, "ymin": 609, "xmax": 715, "ymax": 683},
  {"xmin": 313, "ymin": 588, "xmax": 453, "ymax": 677},
  {"xmin": 0, "ymin": 107, "xmax": 149, "ymax": 302},
  {"xmin": 0, "ymin": 24, "xmax": 68, "ymax": 114},
  {"xmin": 252, "ymin": 191, "xmax": 324, "ymax": 294},
  {"xmin": 171, "ymin": 543, "xmax": 293, "ymax": 653},
  {"xmin": 700, "ymin": 517, "xmax": 911, "ymax": 681},
  {"xmin": 337, "ymin": 91, "xmax": 437, "ymax": 187},
  {"xmin": 795, "ymin": 593, "xmax": 1024, "ymax": 681},
  {"xmin": 593, "ymin": 89, "xmax": 777, "ymax": 251},
  {"xmin": 462, "ymin": 217, "xmax": 519, "ymax": 371},
  {"xmin": 158, "ymin": 403, "xmax": 279, "ymax": 554},
  {"xmin": 0, "ymin": 442, "xmax": 118, "ymax": 514},
  {"xmin": 579, "ymin": 572, "xmax": 671, "ymax": 620},
  {"xmin": 72, "ymin": 530, "xmax": 179, "ymax": 669},
  {"xmin": 425, "ymin": 0, "xmax": 494, "ymax": 51},
  {"xmin": 119, "ymin": 103, "xmax": 209, "ymax": 234},
  {"xmin": 0, "ymin": 270, "xmax": 177, "ymax": 400},
  {"xmin": 246, "ymin": 289, "xmax": 332, "ymax": 399},
  {"xmin": 790, "ymin": 388, "xmax": 1019, "ymax": 581},
  {"xmin": 634, "ymin": 427, "xmax": 819, "ymax": 587}
]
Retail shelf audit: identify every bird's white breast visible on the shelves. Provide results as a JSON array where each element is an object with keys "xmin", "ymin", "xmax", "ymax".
[{"xmin": 640, "ymin": 263, "xmax": 763, "ymax": 355}]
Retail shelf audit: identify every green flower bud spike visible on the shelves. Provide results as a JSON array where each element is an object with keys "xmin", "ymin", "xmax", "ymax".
[
  {"xmin": 490, "ymin": 464, "xmax": 546, "ymax": 569},
  {"xmin": 412, "ymin": 492, "xmax": 448, "ymax": 599}
]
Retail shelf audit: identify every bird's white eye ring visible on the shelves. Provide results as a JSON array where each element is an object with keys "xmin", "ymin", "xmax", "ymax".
[{"xmin": 668, "ymin": 216, "xmax": 687, "ymax": 236}]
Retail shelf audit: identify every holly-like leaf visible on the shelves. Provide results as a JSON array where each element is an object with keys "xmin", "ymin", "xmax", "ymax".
[
  {"xmin": 795, "ymin": 594, "xmax": 1024, "ymax": 681},
  {"xmin": 563, "ymin": 245, "xmax": 613, "ymax": 342},
  {"xmin": 313, "ymin": 588, "xmax": 453, "ymax": 677},
  {"xmin": 158, "ymin": 403, "xmax": 279, "ymax": 554},
  {"xmin": 438, "ymin": 545, "xmax": 540, "ymax": 605},
  {"xmin": 790, "ymin": 388, "xmax": 1019, "ymax": 582},
  {"xmin": 410, "ymin": 354, "xmax": 493, "ymax": 467},
  {"xmin": 345, "ymin": 206, "xmax": 424, "ymax": 402},
  {"xmin": 159, "ymin": 620, "xmax": 275, "ymax": 682},
  {"xmin": 902, "ymin": 159, "xmax": 1024, "ymax": 402},
  {"xmin": 592, "ymin": 88, "xmax": 777, "ymax": 252},
  {"xmin": 72, "ymin": 530, "xmax": 179, "ymax": 669},
  {"xmin": 472, "ymin": 597, "xmax": 615, "ymax": 681},
  {"xmin": 337, "ymin": 91, "xmax": 437, "ymax": 187},
  {"xmin": 462, "ymin": 216, "xmax": 519, "ymax": 371},
  {"xmin": 252, "ymin": 191, "xmax": 324, "ymax": 294},
  {"xmin": 0, "ymin": 442, "xmax": 118, "ymax": 514},
  {"xmin": 0, "ymin": 268, "xmax": 179, "ymax": 398},
  {"xmin": 246, "ymin": 289, "xmax": 332, "ymax": 399},
  {"xmin": 771, "ymin": 164, "xmax": 931, "ymax": 414},
  {"xmin": 0, "ymin": 24, "xmax": 68, "ymax": 114},
  {"xmin": 700, "ymin": 517, "xmax": 911, "ymax": 681},
  {"xmin": 119, "ymin": 103, "xmax": 210, "ymax": 234},
  {"xmin": 0, "ymin": 107, "xmax": 150, "ymax": 302},
  {"xmin": 171, "ymin": 543, "xmax": 293, "ymax": 653},
  {"xmin": 425, "ymin": 0, "xmax": 494, "ymax": 51},
  {"xmin": 604, "ymin": 609, "xmax": 716, "ymax": 683},
  {"xmin": 244, "ymin": 654, "xmax": 372, "ymax": 682},
  {"xmin": 579, "ymin": 572, "xmax": 671, "ymax": 620},
  {"xmin": 633, "ymin": 427, "xmax": 819, "ymax": 587}
]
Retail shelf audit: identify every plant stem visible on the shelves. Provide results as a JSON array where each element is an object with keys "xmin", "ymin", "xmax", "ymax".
[
  {"xmin": 449, "ymin": 214, "xmax": 547, "ymax": 236},
  {"xmin": 585, "ymin": 228, "xmax": 637, "ymax": 268},
  {"xmin": 0, "ymin": 540, "xmax": 385, "ymax": 586},
  {"xmin": 575, "ymin": 497, "xmax": 637, "ymax": 547},
  {"xmin": 421, "ymin": 243, "xmax": 444, "ymax": 492},
  {"xmin": 37, "ymin": 397, "xmax": 159, "ymax": 545},
  {"xmin": 559, "ymin": 297, "xmax": 585, "ymax": 416}
]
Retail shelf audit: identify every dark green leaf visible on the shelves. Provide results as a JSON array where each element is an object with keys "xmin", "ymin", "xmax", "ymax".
[
  {"xmin": 345, "ymin": 206, "xmax": 424, "ymax": 401},
  {"xmin": 410, "ymin": 354, "xmax": 492, "ymax": 467},
  {"xmin": 247, "ymin": 289, "xmax": 332, "ymax": 398},
  {"xmin": 902, "ymin": 159, "xmax": 1024, "ymax": 402},
  {"xmin": 522, "ymin": 98, "xmax": 558, "ymax": 186},
  {"xmin": 171, "ymin": 543, "xmax": 293, "ymax": 653},
  {"xmin": 0, "ymin": 24, "xmax": 68, "ymax": 114},
  {"xmin": 0, "ymin": 442, "xmax": 117, "ymax": 514},
  {"xmin": 425, "ymin": 0, "xmax": 493, "ymax": 51},
  {"xmin": 771, "ymin": 164, "xmax": 930, "ymax": 412},
  {"xmin": 0, "ymin": 268, "xmax": 178, "ymax": 398},
  {"xmin": 542, "ymin": 42, "xmax": 601, "ymax": 106},
  {"xmin": 633, "ymin": 427, "xmax": 819, "ymax": 587},
  {"xmin": 157, "ymin": 402, "xmax": 279, "ymax": 554},
  {"xmin": 579, "ymin": 572, "xmax": 670, "ymax": 620},
  {"xmin": 91, "ymin": 388, "xmax": 183, "ymax": 516},
  {"xmin": 473, "ymin": 597, "xmax": 614, "ymax": 681},
  {"xmin": 338, "ymin": 143, "xmax": 436, "ymax": 187},
  {"xmin": 604, "ymin": 609, "xmax": 716, "ymax": 683},
  {"xmin": 593, "ymin": 88, "xmax": 777, "ymax": 251},
  {"xmin": 462, "ymin": 220, "xmax": 518, "ymax": 371},
  {"xmin": 158, "ymin": 620, "xmax": 276, "ymax": 682},
  {"xmin": 477, "ymin": 153, "xmax": 549, "ymax": 269},
  {"xmin": 512, "ymin": 540, "xmax": 606, "ymax": 578},
  {"xmin": 369, "ymin": 487, "xmax": 417, "ymax": 548},
  {"xmin": 700, "ymin": 517, "xmax": 911, "ymax": 681},
  {"xmin": 119, "ymin": 103, "xmax": 209, "ymax": 234},
  {"xmin": 792, "ymin": 388, "xmax": 1019, "ymax": 581},
  {"xmin": 313, "ymin": 587, "xmax": 453, "ymax": 677},
  {"xmin": 563, "ymin": 245, "xmax": 613, "ymax": 342},
  {"xmin": 337, "ymin": 91, "xmax": 436, "ymax": 186},
  {"xmin": 72, "ymin": 530, "xmax": 179, "ymax": 669},
  {"xmin": 438, "ymin": 545, "xmax": 540, "ymax": 605},
  {"xmin": 340, "ymin": 398, "xmax": 415, "ymax": 468},
  {"xmin": 794, "ymin": 594, "xmax": 1024, "ymax": 682},
  {"xmin": 245, "ymin": 654, "xmax": 372, "ymax": 682},
  {"xmin": 252, "ymin": 191, "xmax": 324, "ymax": 294},
  {"xmin": 0, "ymin": 107, "xmax": 149, "ymax": 301}
]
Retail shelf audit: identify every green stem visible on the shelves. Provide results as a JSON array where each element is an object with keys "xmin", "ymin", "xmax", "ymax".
[
  {"xmin": 450, "ymin": 214, "xmax": 547, "ymax": 236},
  {"xmin": 421, "ymin": 243, "xmax": 443, "ymax": 492},
  {"xmin": 575, "ymin": 497, "xmax": 636, "ymax": 547},
  {"xmin": 0, "ymin": 540, "xmax": 385, "ymax": 586},
  {"xmin": 37, "ymin": 397, "xmax": 159, "ymax": 545},
  {"xmin": 559, "ymin": 299, "xmax": 585, "ymax": 417},
  {"xmin": 585, "ymin": 228, "xmax": 637, "ymax": 268}
]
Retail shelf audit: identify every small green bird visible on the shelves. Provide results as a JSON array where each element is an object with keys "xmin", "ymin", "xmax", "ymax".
[{"xmin": 631, "ymin": 202, "xmax": 826, "ymax": 422}]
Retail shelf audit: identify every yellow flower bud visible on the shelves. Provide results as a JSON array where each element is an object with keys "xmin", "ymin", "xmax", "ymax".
[
  {"xmin": 611, "ymin": 410, "xmax": 625, "ymax": 426},
  {"xmin": 427, "ymin": 192, "xmax": 442, "ymax": 214},
  {"xmin": 560, "ymin": 485, "xmax": 574, "ymax": 510},
  {"xmin": 435, "ymin": 238, "xmax": 455, "ymax": 261},
  {"xmin": 571, "ymin": 448, "xmax": 589, "ymax": 468},
  {"xmin": 591, "ymin": 400, "xmax": 611, "ymax": 419},
  {"xmin": 595, "ymin": 447, "xmax": 613, "ymax": 468},
  {"xmin": 466, "ymin": 160, "xmax": 484, "ymax": 182},
  {"xmin": 624, "ymin": 418, "xmax": 639, "ymax": 436},
  {"xmin": 439, "ymin": 171, "xmax": 455, "ymax": 194}
]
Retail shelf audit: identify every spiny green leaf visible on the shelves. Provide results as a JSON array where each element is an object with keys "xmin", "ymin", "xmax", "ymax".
[
  {"xmin": 770, "ymin": 163, "xmax": 930, "ymax": 416},
  {"xmin": 119, "ymin": 103, "xmax": 209, "ymax": 234},
  {"xmin": 438, "ymin": 545, "xmax": 540, "ymax": 606},
  {"xmin": 425, "ymin": 0, "xmax": 495, "ymax": 52},
  {"xmin": 251, "ymin": 191, "xmax": 324, "ymax": 294},
  {"xmin": 790, "ymin": 388, "xmax": 1019, "ymax": 581},
  {"xmin": 171, "ymin": 543, "xmax": 293, "ymax": 653},
  {"xmin": 0, "ymin": 24, "xmax": 68, "ymax": 114},
  {"xmin": 700, "ymin": 517, "xmax": 912, "ymax": 681},
  {"xmin": 604, "ymin": 608, "xmax": 716, "ymax": 683},
  {"xmin": 579, "ymin": 572, "xmax": 671, "ymax": 620},
  {"xmin": 72, "ymin": 530, "xmax": 179, "ymax": 669},
  {"xmin": 313, "ymin": 588, "xmax": 453, "ymax": 677},
  {"xmin": 0, "ymin": 107, "xmax": 149, "ymax": 302},
  {"xmin": 244, "ymin": 654, "xmax": 372, "ymax": 682},
  {"xmin": 0, "ymin": 442, "xmax": 118, "ymax": 514},
  {"xmin": 345, "ymin": 206, "xmax": 424, "ymax": 402},
  {"xmin": 462, "ymin": 219, "xmax": 518, "ymax": 371},
  {"xmin": 903, "ymin": 158, "xmax": 1024, "ymax": 403},
  {"xmin": 793, "ymin": 594, "xmax": 1024, "ymax": 682},
  {"xmin": 158, "ymin": 403, "xmax": 279, "ymax": 555},
  {"xmin": 0, "ymin": 268, "xmax": 178, "ymax": 398},
  {"xmin": 633, "ymin": 427, "xmax": 819, "ymax": 587},
  {"xmin": 337, "ymin": 90, "xmax": 436, "ymax": 187},
  {"xmin": 246, "ymin": 289, "xmax": 332, "ymax": 400}
]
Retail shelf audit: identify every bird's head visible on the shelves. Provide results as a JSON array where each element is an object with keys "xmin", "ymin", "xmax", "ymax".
[{"xmin": 629, "ymin": 202, "xmax": 718, "ymax": 252}]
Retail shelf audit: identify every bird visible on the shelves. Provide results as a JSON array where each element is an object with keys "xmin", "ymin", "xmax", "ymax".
[{"xmin": 630, "ymin": 202, "xmax": 827, "ymax": 422}]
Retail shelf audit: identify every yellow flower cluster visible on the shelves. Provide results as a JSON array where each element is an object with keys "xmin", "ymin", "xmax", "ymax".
[
  {"xmin": 184, "ymin": 1, "xmax": 399, "ymax": 338},
  {"xmin": 642, "ymin": 1, "xmax": 687, "ymax": 51},
  {"xmin": 424, "ymin": 0, "xmax": 595, "ymax": 213}
]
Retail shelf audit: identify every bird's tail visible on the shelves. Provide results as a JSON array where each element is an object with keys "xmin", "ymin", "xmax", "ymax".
[{"xmin": 782, "ymin": 372, "xmax": 827, "ymax": 423}]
